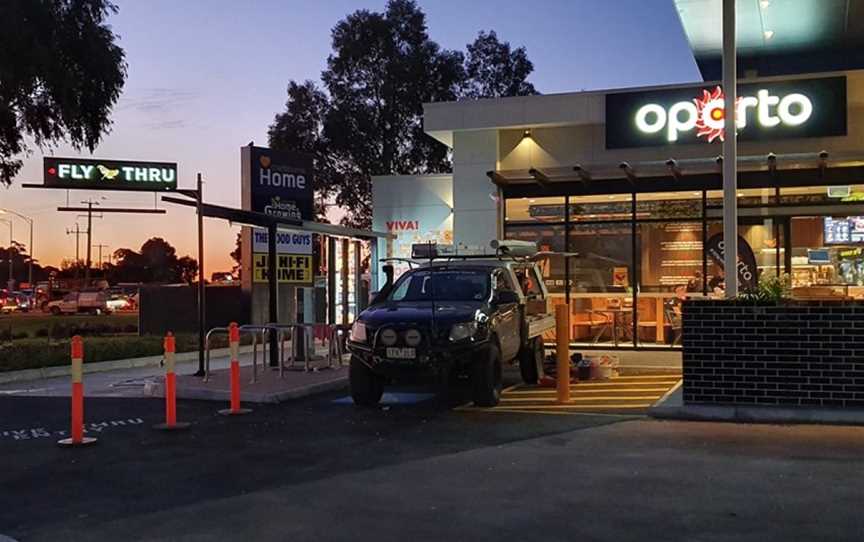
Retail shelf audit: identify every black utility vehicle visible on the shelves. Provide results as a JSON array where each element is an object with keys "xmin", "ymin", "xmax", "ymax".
[{"xmin": 346, "ymin": 241, "xmax": 555, "ymax": 407}]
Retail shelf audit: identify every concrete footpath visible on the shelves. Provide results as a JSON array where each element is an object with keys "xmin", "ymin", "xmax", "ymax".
[
  {"xmin": 0, "ymin": 349, "xmax": 348, "ymax": 402},
  {"xmin": 650, "ymin": 385, "xmax": 864, "ymax": 426}
]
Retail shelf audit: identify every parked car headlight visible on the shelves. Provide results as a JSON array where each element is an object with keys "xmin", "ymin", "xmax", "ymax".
[
  {"xmin": 379, "ymin": 328, "xmax": 398, "ymax": 346},
  {"xmin": 449, "ymin": 321, "xmax": 478, "ymax": 342},
  {"xmin": 404, "ymin": 329, "xmax": 422, "ymax": 347},
  {"xmin": 350, "ymin": 321, "xmax": 367, "ymax": 343}
]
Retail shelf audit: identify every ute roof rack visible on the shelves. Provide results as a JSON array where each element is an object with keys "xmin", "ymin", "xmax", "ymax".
[{"xmin": 408, "ymin": 241, "xmax": 580, "ymax": 264}]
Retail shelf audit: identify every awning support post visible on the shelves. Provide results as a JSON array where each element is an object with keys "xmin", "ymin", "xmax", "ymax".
[{"xmin": 267, "ymin": 221, "xmax": 279, "ymax": 367}]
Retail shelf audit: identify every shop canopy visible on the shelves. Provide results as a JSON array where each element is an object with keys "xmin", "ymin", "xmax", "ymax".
[{"xmin": 488, "ymin": 151, "xmax": 864, "ymax": 198}]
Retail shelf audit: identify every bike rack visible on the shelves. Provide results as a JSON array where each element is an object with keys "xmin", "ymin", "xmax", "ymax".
[{"xmin": 203, "ymin": 322, "xmax": 350, "ymax": 382}]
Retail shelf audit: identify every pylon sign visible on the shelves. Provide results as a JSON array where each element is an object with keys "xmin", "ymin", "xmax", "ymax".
[{"xmin": 43, "ymin": 157, "xmax": 178, "ymax": 191}]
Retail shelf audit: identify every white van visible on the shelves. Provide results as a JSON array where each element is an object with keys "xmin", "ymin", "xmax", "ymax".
[{"xmin": 46, "ymin": 291, "xmax": 111, "ymax": 315}]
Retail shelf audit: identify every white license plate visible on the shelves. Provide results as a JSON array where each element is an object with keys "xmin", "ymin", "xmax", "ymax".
[{"xmin": 385, "ymin": 347, "xmax": 416, "ymax": 359}]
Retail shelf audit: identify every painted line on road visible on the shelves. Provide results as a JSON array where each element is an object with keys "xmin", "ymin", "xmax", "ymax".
[
  {"xmin": 1, "ymin": 418, "xmax": 146, "ymax": 442},
  {"xmin": 468, "ymin": 407, "xmax": 645, "ymax": 418}
]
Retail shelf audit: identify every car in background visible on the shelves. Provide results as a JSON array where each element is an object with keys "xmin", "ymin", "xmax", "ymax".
[
  {"xmin": 46, "ymin": 291, "xmax": 111, "ymax": 315},
  {"xmin": 106, "ymin": 294, "xmax": 132, "ymax": 312},
  {"xmin": 1, "ymin": 292, "xmax": 33, "ymax": 313}
]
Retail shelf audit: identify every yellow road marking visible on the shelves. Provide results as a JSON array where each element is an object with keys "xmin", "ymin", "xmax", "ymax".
[
  {"xmin": 487, "ymin": 403, "xmax": 653, "ymax": 410},
  {"xmin": 499, "ymin": 395, "xmax": 664, "ymax": 403},
  {"xmin": 605, "ymin": 375, "xmax": 681, "ymax": 380},
  {"xmin": 476, "ymin": 408, "xmax": 644, "ymax": 417},
  {"xmin": 507, "ymin": 387, "xmax": 675, "ymax": 395}
]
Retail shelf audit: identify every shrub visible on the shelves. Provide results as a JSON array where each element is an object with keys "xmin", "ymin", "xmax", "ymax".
[
  {"xmin": 739, "ymin": 273, "xmax": 791, "ymax": 303},
  {"xmin": 0, "ymin": 334, "xmax": 200, "ymax": 372}
]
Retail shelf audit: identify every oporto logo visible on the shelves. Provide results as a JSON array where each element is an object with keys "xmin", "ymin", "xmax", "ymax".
[{"xmin": 635, "ymin": 85, "xmax": 814, "ymax": 143}]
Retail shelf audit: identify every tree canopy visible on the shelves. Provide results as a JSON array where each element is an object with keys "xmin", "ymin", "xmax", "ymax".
[
  {"xmin": 268, "ymin": 0, "xmax": 538, "ymax": 229},
  {"xmin": 463, "ymin": 30, "xmax": 539, "ymax": 99},
  {"xmin": 106, "ymin": 238, "xmax": 197, "ymax": 284},
  {"xmin": 0, "ymin": 0, "xmax": 127, "ymax": 185}
]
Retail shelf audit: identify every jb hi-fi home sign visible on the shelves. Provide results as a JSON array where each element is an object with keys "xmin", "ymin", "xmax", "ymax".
[{"xmin": 605, "ymin": 76, "xmax": 847, "ymax": 149}]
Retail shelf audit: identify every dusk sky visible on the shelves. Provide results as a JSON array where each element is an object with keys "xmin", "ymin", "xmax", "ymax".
[{"xmin": 1, "ymin": 0, "xmax": 701, "ymax": 273}]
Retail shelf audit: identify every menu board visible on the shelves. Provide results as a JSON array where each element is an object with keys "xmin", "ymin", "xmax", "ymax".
[{"xmin": 824, "ymin": 217, "xmax": 864, "ymax": 244}]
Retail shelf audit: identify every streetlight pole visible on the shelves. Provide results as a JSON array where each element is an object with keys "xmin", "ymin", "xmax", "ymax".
[
  {"xmin": 722, "ymin": 0, "xmax": 739, "ymax": 297},
  {"xmin": 0, "ymin": 210, "xmax": 34, "ymax": 287},
  {"xmin": 0, "ymin": 219, "xmax": 12, "ymax": 290}
]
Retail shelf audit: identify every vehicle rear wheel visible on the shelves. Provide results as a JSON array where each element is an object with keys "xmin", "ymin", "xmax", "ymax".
[
  {"xmin": 518, "ymin": 337, "xmax": 544, "ymax": 385},
  {"xmin": 350, "ymin": 356, "xmax": 384, "ymax": 407},
  {"xmin": 472, "ymin": 343, "xmax": 502, "ymax": 407}
]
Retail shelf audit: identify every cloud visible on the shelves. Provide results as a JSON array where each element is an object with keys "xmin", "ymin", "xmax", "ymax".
[
  {"xmin": 119, "ymin": 87, "xmax": 199, "ymax": 114},
  {"xmin": 143, "ymin": 119, "xmax": 188, "ymax": 130}
]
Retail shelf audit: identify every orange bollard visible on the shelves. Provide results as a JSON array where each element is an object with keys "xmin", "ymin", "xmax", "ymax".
[
  {"xmin": 218, "ymin": 322, "xmax": 252, "ymax": 416},
  {"xmin": 555, "ymin": 303, "xmax": 571, "ymax": 404},
  {"xmin": 58, "ymin": 336, "xmax": 97, "ymax": 447},
  {"xmin": 154, "ymin": 332, "xmax": 191, "ymax": 431}
]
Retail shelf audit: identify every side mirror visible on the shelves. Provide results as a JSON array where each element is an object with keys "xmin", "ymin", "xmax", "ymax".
[{"xmin": 495, "ymin": 290, "xmax": 520, "ymax": 305}]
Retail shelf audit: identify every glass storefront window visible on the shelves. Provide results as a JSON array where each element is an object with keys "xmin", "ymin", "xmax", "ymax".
[
  {"xmin": 567, "ymin": 222, "xmax": 633, "ymax": 346},
  {"xmin": 635, "ymin": 221, "xmax": 704, "ymax": 347},
  {"xmin": 704, "ymin": 219, "xmax": 784, "ymax": 296},
  {"xmin": 636, "ymin": 191, "xmax": 703, "ymax": 220},
  {"xmin": 569, "ymin": 194, "xmax": 632, "ymax": 222},
  {"xmin": 707, "ymin": 188, "xmax": 776, "ymax": 208},
  {"xmin": 505, "ymin": 196, "xmax": 565, "ymax": 223},
  {"xmin": 789, "ymin": 216, "xmax": 864, "ymax": 298},
  {"xmin": 780, "ymin": 184, "xmax": 864, "ymax": 205},
  {"xmin": 504, "ymin": 224, "xmax": 566, "ymax": 293}
]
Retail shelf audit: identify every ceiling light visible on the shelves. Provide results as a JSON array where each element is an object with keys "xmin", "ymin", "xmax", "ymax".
[
  {"xmin": 763, "ymin": 30, "xmax": 774, "ymax": 40},
  {"xmin": 760, "ymin": 0, "xmax": 770, "ymax": 8}
]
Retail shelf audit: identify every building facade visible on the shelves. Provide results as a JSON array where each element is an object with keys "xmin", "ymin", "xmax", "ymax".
[{"xmin": 373, "ymin": 4, "xmax": 864, "ymax": 351}]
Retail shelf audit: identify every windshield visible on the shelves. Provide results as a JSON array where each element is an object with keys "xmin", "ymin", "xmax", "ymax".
[{"xmin": 388, "ymin": 270, "xmax": 490, "ymax": 302}]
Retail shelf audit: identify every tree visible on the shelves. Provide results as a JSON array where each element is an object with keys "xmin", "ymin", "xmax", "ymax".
[
  {"xmin": 176, "ymin": 256, "xmax": 198, "ymax": 285},
  {"xmin": 1, "ymin": 241, "xmax": 49, "ymax": 284},
  {"xmin": 0, "ymin": 0, "xmax": 127, "ymax": 186},
  {"xmin": 108, "ymin": 238, "xmax": 196, "ymax": 284},
  {"xmin": 269, "ymin": 0, "xmax": 465, "ymax": 229},
  {"xmin": 463, "ymin": 31, "xmax": 539, "ymax": 99},
  {"xmin": 268, "ymin": 81, "xmax": 336, "ymax": 221},
  {"xmin": 268, "ymin": 2, "xmax": 539, "ymax": 228},
  {"xmin": 229, "ymin": 232, "xmax": 242, "ymax": 278}
]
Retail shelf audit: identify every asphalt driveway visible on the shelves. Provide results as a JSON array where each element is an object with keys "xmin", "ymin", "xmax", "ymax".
[{"xmin": 1, "ymin": 389, "xmax": 862, "ymax": 541}]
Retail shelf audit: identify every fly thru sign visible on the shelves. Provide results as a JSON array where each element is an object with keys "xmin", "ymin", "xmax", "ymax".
[{"xmin": 43, "ymin": 157, "xmax": 178, "ymax": 191}]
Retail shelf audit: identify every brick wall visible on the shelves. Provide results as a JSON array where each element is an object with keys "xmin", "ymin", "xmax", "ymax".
[{"xmin": 682, "ymin": 300, "xmax": 864, "ymax": 408}]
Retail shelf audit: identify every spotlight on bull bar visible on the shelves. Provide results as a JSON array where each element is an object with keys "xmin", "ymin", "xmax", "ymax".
[{"xmin": 490, "ymin": 239, "xmax": 538, "ymax": 257}]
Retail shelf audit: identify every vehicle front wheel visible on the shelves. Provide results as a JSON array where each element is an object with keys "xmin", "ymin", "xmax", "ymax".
[
  {"xmin": 518, "ymin": 337, "xmax": 544, "ymax": 385},
  {"xmin": 350, "ymin": 356, "xmax": 384, "ymax": 407},
  {"xmin": 472, "ymin": 343, "xmax": 503, "ymax": 407},
  {"xmin": 50, "ymin": 306, "xmax": 61, "ymax": 316}
]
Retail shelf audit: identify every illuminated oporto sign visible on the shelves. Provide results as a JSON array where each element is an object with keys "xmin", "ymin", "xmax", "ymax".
[
  {"xmin": 605, "ymin": 76, "xmax": 847, "ymax": 149},
  {"xmin": 43, "ymin": 157, "xmax": 178, "ymax": 191}
]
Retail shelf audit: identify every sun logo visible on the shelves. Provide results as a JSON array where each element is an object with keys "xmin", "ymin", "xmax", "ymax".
[
  {"xmin": 693, "ymin": 86, "xmax": 732, "ymax": 143},
  {"xmin": 96, "ymin": 165, "xmax": 121, "ymax": 180}
]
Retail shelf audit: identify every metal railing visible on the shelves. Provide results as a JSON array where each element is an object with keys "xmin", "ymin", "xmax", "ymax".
[{"xmin": 203, "ymin": 322, "xmax": 349, "ymax": 382}]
